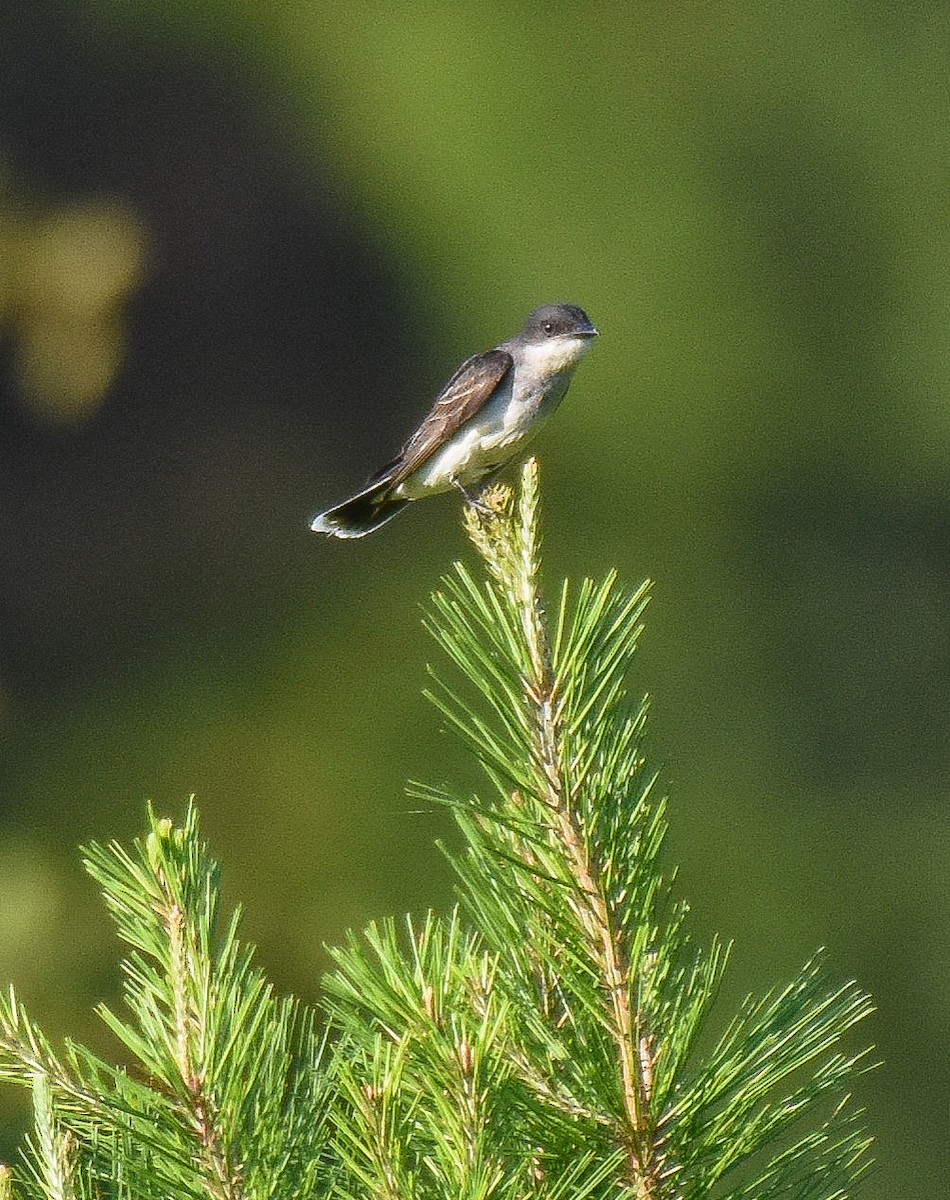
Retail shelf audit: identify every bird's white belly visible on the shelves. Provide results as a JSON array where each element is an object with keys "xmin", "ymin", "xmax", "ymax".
[
  {"xmin": 397, "ymin": 425, "xmax": 523, "ymax": 497},
  {"xmin": 395, "ymin": 396, "xmax": 549, "ymax": 499}
]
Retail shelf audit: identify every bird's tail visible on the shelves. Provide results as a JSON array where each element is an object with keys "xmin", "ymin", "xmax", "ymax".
[{"xmin": 310, "ymin": 480, "xmax": 410, "ymax": 538}]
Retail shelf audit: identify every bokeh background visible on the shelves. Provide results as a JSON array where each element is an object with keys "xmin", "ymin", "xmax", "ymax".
[{"xmin": 1, "ymin": 1, "xmax": 947, "ymax": 1193}]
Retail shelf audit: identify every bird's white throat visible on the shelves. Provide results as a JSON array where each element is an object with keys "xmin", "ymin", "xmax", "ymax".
[{"xmin": 520, "ymin": 332, "xmax": 596, "ymax": 375}]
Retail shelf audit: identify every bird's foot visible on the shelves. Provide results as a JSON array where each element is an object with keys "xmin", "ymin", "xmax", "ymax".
[{"xmin": 453, "ymin": 479, "xmax": 499, "ymax": 516}]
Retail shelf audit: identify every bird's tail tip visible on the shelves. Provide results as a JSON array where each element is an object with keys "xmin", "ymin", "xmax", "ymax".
[
  {"xmin": 310, "ymin": 491, "xmax": 410, "ymax": 538},
  {"xmin": 309, "ymin": 512, "xmax": 374, "ymax": 538}
]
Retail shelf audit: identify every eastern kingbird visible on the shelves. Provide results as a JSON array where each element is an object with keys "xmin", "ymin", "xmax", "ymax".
[{"xmin": 310, "ymin": 303, "xmax": 598, "ymax": 537}]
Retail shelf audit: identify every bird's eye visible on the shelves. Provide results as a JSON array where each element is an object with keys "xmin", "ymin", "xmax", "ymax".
[{"xmin": 543, "ymin": 321, "xmax": 555, "ymax": 334}]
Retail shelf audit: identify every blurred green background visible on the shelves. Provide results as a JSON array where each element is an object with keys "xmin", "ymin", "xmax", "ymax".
[{"xmin": 1, "ymin": 0, "xmax": 947, "ymax": 1192}]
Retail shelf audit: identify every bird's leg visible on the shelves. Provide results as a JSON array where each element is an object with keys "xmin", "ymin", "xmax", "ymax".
[{"xmin": 452, "ymin": 477, "xmax": 497, "ymax": 515}]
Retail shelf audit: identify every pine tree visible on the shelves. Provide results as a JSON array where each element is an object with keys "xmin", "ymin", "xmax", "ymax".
[{"xmin": 0, "ymin": 460, "xmax": 873, "ymax": 1199}]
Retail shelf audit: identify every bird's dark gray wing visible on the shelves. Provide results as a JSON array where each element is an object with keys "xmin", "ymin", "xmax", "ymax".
[{"xmin": 378, "ymin": 348, "xmax": 512, "ymax": 488}]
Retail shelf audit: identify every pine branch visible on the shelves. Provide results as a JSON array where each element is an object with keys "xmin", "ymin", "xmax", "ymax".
[
  {"xmin": 87, "ymin": 810, "xmax": 255, "ymax": 1200},
  {"xmin": 420, "ymin": 458, "xmax": 873, "ymax": 1200},
  {"xmin": 0, "ymin": 803, "xmax": 329, "ymax": 1200},
  {"xmin": 426, "ymin": 463, "xmax": 663, "ymax": 1194}
]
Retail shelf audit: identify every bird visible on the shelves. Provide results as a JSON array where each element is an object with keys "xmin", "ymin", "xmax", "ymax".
[{"xmin": 310, "ymin": 303, "xmax": 598, "ymax": 538}]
